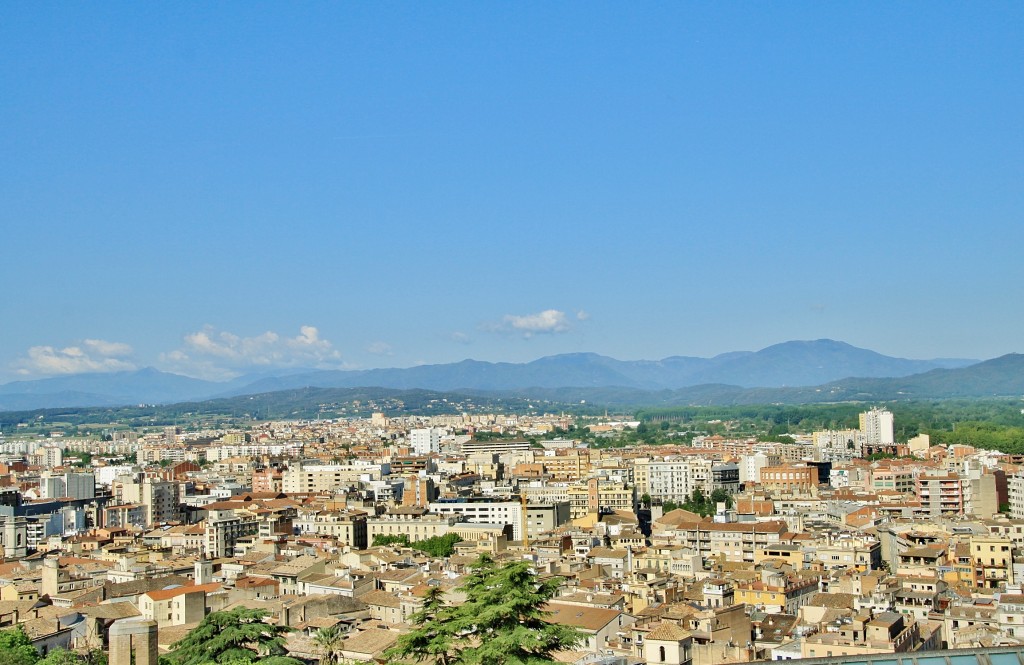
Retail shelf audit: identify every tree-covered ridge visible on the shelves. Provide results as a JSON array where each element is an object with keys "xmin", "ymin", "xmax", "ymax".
[
  {"xmin": 632, "ymin": 400, "xmax": 1024, "ymax": 453},
  {"xmin": 0, "ymin": 387, "xmax": 580, "ymax": 433}
]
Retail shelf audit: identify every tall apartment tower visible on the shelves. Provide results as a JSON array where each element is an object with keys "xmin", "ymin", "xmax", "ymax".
[
  {"xmin": 143, "ymin": 479, "xmax": 182, "ymax": 525},
  {"xmin": 39, "ymin": 446, "xmax": 64, "ymax": 468},
  {"xmin": 860, "ymin": 408, "xmax": 894, "ymax": 446},
  {"xmin": 410, "ymin": 428, "xmax": 444, "ymax": 455},
  {"xmin": 65, "ymin": 472, "xmax": 96, "ymax": 500},
  {"xmin": 40, "ymin": 473, "xmax": 66, "ymax": 499}
]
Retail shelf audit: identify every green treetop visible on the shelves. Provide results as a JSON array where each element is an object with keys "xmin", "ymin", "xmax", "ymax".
[
  {"xmin": 387, "ymin": 555, "xmax": 582, "ymax": 665},
  {"xmin": 162, "ymin": 608, "xmax": 301, "ymax": 665}
]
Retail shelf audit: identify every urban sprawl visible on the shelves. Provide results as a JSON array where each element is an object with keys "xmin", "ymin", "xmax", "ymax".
[{"xmin": 1, "ymin": 408, "xmax": 1021, "ymax": 665}]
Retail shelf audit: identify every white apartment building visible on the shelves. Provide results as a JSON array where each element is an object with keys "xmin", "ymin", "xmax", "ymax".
[
  {"xmin": 428, "ymin": 500, "xmax": 525, "ymax": 541},
  {"xmin": 813, "ymin": 429, "xmax": 867, "ymax": 463},
  {"xmin": 461, "ymin": 439, "xmax": 532, "ymax": 455},
  {"xmin": 860, "ymin": 408, "xmax": 895, "ymax": 446},
  {"xmin": 206, "ymin": 442, "xmax": 304, "ymax": 461},
  {"xmin": 409, "ymin": 428, "xmax": 445, "ymax": 455},
  {"xmin": 521, "ymin": 482, "xmax": 571, "ymax": 505},
  {"xmin": 95, "ymin": 465, "xmax": 138, "ymax": 487},
  {"xmin": 39, "ymin": 474, "xmax": 65, "ymax": 499},
  {"xmin": 740, "ymin": 452, "xmax": 782, "ymax": 484},
  {"xmin": 1010, "ymin": 472, "xmax": 1024, "ymax": 520},
  {"xmin": 635, "ymin": 459, "xmax": 690, "ymax": 503},
  {"xmin": 37, "ymin": 446, "xmax": 64, "ymax": 468},
  {"xmin": 637, "ymin": 457, "xmax": 716, "ymax": 504}
]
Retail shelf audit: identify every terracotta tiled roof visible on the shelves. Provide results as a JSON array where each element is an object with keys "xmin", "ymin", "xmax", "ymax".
[
  {"xmin": 144, "ymin": 582, "xmax": 222, "ymax": 601},
  {"xmin": 645, "ymin": 622, "xmax": 691, "ymax": 642},
  {"xmin": 542, "ymin": 602, "xmax": 621, "ymax": 632}
]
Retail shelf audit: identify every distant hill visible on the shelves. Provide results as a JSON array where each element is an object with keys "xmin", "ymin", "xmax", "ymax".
[
  {"xmin": 0, "ymin": 339, "xmax": 984, "ymax": 411},
  {"xmin": 0, "ymin": 390, "xmax": 125, "ymax": 411},
  {"xmin": 0, "ymin": 367, "xmax": 221, "ymax": 410},
  {"xmin": 676, "ymin": 339, "xmax": 973, "ymax": 387},
  {"xmin": 0, "ymin": 386, "xmax": 566, "ymax": 428},
  {"xmin": 2, "ymin": 355, "xmax": 1023, "ymax": 424},
  {"xmin": 221, "ymin": 339, "xmax": 975, "ymax": 396},
  {"xmin": 483, "ymin": 354, "xmax": 1024, "ymax": 407}
]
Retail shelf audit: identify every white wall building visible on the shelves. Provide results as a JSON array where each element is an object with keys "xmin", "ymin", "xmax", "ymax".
[
  {"xmin": 428, "ymin": 500, "xmax": 524, "ymax": 541},
  {"xmin": 860, "ymin": 408, "xmax": 895, "ymax": 446},
  {"xmin": 409, "ymin": 428, "xmax": 445, "ymax": 455}
]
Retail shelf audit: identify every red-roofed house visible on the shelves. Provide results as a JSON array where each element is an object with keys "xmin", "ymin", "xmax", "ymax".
[{"xmin": 139, "ymin": 582, "xmax": 221, "ymax": 628}]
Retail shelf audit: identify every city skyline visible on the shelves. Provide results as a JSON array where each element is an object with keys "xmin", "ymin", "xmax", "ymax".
[{"xmin": 3, "ymin": 4, "xmax": 1022, "ymax": 382}]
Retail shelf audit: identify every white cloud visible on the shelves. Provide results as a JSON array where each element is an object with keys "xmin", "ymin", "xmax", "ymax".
[
  {"xmin": 366, "ymin": 341, "xmax": 393, "ymax": 356},
  {"xmin": 13, "ymin": 339, "xmax": 136, "ymax": 376},
  {"xmin": 83, "ymin": 339, "xmax": 134, "ymax": 357},
  {"xmin": 484, "ymin": 309, "xmax": 574, "ymax": 338},
  {"xmin": 163, "ymin": 325, "xmax": 344, "ymax": 379},
  {"xmin": 450, "ymin": 331, "xmax": 472, "ymax": 345},
  {"xmin": 576, "ymin": 310, "xmax": 591, "ymax": 321}
]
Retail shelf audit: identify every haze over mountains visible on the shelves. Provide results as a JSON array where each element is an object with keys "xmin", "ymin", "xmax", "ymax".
[{"xmin": 0, "ymin": 339, "xmax": 995, "ymax": 411}]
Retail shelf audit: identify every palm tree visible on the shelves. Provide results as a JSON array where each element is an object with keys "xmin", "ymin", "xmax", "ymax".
[{"xmin": 311, "ymin": 625, "xmax": 344, "ymax": 665}]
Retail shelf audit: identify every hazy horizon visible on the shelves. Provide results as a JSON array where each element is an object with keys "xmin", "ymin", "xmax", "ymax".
[{"xmin": 0, "ymin": 338, "xmax": 994, "ymax": 384}]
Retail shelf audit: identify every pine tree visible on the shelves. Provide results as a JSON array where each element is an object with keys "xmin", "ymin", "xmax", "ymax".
[
  {"xmin": 163, "ymin": 608, "xmax": 301, "ymax": 665},
  {"xmin": 392, "ymin": 585, "xmax": 458, "ymax": 665},
  {"xmin": 388, "ymin": 555, "xmax": 582, "ymax": 665}
]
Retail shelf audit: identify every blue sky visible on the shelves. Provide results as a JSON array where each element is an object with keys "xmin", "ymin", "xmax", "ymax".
[{"xmin": 2, "ymin": 3, "xmax": 1022, "ymax": 382}]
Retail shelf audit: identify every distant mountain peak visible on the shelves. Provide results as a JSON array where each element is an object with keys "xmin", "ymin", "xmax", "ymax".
[{"xmin": 0, "ymin": 340, "xmax": 986, "ymax": 411}]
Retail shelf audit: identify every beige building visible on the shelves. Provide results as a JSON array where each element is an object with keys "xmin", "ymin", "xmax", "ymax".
[
  {"xmin": 542, "ymin": 449, "xmax": 592, "ymax": 481},
  {"xmin": 543, "ymin": 602, "xmax": 632, "ymax": 653},
  {"xmin": 294, "ymin": 510, "xmax": 368, "ymax": 549},
  {"xmin": 567, "ymin": 479, "xmax": 634, "ymax": 519},
  {"xmin": 801, "ymin": 611, "xmax": 925, "ymax": 658},
  {"xmin": 812, "ymin": 535, "xmax": 882, "ymax": 571},
  {"xmin": 760, "ymin": 463, "xmax": 818, "ymax": 495},
  {"xmin": 970, "ymin": 534, "xmax": 1014, "ymax": 588},
  {"xmin": 116, "ymin": 478, "xmax": 182, "ymax": 526},
  {"xmin": 139, "ymin": 583, "xmax": 219, "ymax": 628},
  {"xmin": 282, "ymin": 461, "xmax": 387, "ymax": 493},
  {"xmin": 366, "ymin": 510, "xmax": 457, "ymax": 543}
]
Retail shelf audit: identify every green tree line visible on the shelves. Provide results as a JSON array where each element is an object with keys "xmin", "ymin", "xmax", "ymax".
[{"xmin": 371, "ymin": 533, "xmax": 464, "ymax": 558}]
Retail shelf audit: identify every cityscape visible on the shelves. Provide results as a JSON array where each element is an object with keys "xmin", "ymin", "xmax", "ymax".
[
  {"xmin": 2, "ymin": 5, "xmax": 1023, "ymax": 665},
  {"xmin": 0, "ymin": 402, "xmax": 1023, "ymax": 665}
]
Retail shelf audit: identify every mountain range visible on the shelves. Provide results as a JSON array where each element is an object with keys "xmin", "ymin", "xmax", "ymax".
[{"xmin": 0, "ymin": 339, "xmax": 997, "ymax": 411}]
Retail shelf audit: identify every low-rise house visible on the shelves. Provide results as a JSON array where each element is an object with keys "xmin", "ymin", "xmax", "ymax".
[
  {"xmin": 543, "ymin": 601, "xmax": 633, "ymax": 653},
  {"xmin": 139, "ymin": 582, "xmax": 222, "ymax": 628}
]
